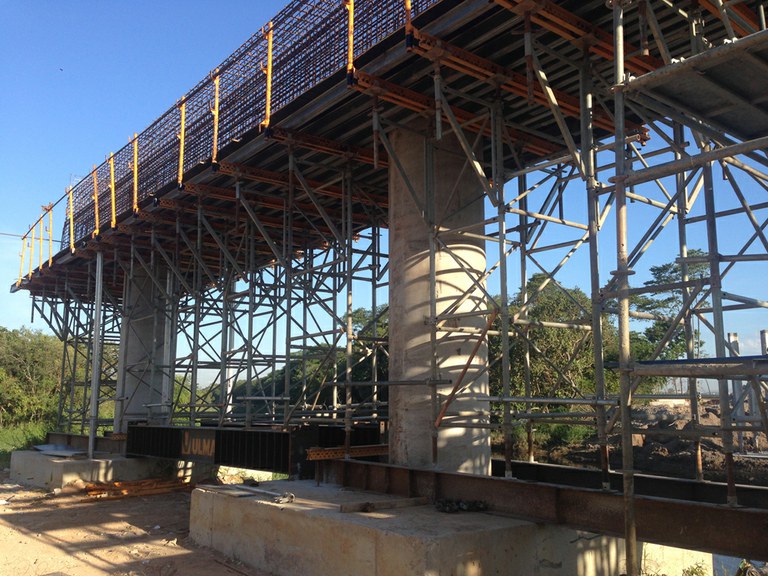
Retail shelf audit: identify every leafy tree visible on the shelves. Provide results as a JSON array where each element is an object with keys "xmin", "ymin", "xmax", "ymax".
[
  {"xmin": 631, "ymin": 249, "xmax": 707, "ymax": 361},
  {"xmin": 0, "ymin": 327, "xmax": 63, "ymax": 427},
  {"xmin": 489, "ymin": 273, "xmax": 616, "ymax": 408}
]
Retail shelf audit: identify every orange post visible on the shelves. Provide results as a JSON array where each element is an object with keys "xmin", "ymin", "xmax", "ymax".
[
  {"xmin": 404, "ymin": 0, "xmax": 413, "ymax": 35},
  {"xmin": 18, "ymin": 235, "xmax": 26, "ymax": 286},
  {"xmin": 261, "ymin": 23, "xmax": 274, "ymax": 129},
  {"xmin": 47, "ymin": 207, "xmax": 53, "ymax": 266},
  {"xmin": 28, "ymin": 225, "xmax": 35, "ymax": 278},
  {"xmin": 92, "ymin": 165, "xmax": 100, "ymax": 237},
  {"xmin": 212, "ymin": 72, "xmax": 221, "ymax": 161},
  {"xmin": 68, "ymin": 186, "xmax": 75, "ymax": 253},
  {"xmin": 132, "ymin": 133, "xmax": 139, "ymax": 213},
  {"xmin": 109, "ymin": 152, "xmax": 116, "ymax": 228},
  {"xmin": 38, "ymin": 217, "xmax": 43, "ymax": 270},
  {"xmin": 177, "ymin": 100, "xmax": 187, "ymax": 187},
  {"xmin": 345, "ymin": 0, "xmax": 355, "ymax": 82}
]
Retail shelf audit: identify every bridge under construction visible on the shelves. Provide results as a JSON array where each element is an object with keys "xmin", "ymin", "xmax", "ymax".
[{"xmin": 11, "ymin": 0, "xmax": 768, "ymax": 573}]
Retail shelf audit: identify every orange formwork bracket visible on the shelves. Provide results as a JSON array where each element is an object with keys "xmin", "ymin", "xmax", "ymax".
[{"xmin": 493, "ymin": 0, "xmax": 662, "ymax": 75}]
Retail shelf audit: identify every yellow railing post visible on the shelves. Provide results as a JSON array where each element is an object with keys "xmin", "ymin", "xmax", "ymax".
[
  {"xmin": 132, "ymin": 133, "xmax": 139, "ymax": 213},
  {"xmin": 92, "ymin": 165, "xmax": 100, "ymax": 237},
  {"xmin": 38, "ymin": 217, "xmax": 43, "ymax": 271},
  {"xmin": 18, "ymin": 235, "xmax": 26, "ymax": 286},
  {"xmin": 212, "ymin": 72, "xmax": 221, "ymax": 162},
  {"xmin": 405, "ymin": 0, "xmax": 413, "ymax": 36},
  {"xmin": 109, "ymin": 152, "xmax": 116, "ymax": 228},
  {"xmin": 28, "ymin": 225, "xmax": 35, "ymax": 278},
  {"xmin": 345, "ymin": 1, "xmax": 355, "ymax": 83},
  {"xmin": 177, "ymin": 99, "xmax": 187, "ymax": 187},
  {"xmin": 47, "ymin": 205, "xmax": 53, "ymax": 267},
  {"xmin": 68, "ymin": 186, "xmax": 75, "ymax": 253},
  {"xmin": 261, "ymin": 23, "xmax": 274, "ymax": 129}
]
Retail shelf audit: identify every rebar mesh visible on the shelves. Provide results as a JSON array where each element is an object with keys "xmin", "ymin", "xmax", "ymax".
[{"xmin": 62, "ymin": 0, "xmax": 441, "ymax": 246}]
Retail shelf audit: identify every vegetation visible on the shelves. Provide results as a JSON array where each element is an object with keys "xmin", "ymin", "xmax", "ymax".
[
  {"xmin": 0, "ymin": 327, "xmax": 62, "ymax": 428},
  {"xmin": 0, "ymin": 327, "xmax": 63, "ymax": 466}
]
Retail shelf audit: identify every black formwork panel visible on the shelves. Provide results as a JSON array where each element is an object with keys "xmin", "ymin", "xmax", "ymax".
[
  {"xmin": 127, "ymin": 424, "xmax": 383, "ymax": 478},
  {"xmin": 127, "ymin": 425, "xmax": 182, "ymax": 460},
  {"xmin": 127, "ymin": 425, "xmax": 292, "ymax": 474},
  {"xmin": 215, "ymin": 428, "xmax": 291, "ymax": 474}
]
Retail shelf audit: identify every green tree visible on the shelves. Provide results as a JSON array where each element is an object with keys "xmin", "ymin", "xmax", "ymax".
[
  {"xmin": 0, "ymin": 327, "xmax": 63, "ymax": 427},
  {"xmin": 632, "ymin": 249, "xmax": 708, "ymax": 361},
  {"xmin": 489, "ymin": 274, "xmax": 614, "ymax": 405}
]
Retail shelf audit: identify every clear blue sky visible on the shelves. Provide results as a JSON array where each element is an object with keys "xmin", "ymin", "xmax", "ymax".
[{"xmin": 0, "ymin": 0, "xmax": 287, "ymax": 329}]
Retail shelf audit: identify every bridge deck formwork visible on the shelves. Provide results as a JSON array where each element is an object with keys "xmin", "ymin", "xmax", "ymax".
[{"xmin": 12, "ymin": 0, "xmax": 768, "ymax": 570}]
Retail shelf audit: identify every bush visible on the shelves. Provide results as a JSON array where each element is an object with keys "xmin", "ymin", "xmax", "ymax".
[
  {"xmin": 545, "ymin": 424, "xmax": 592, "ymax": 448},
  {"xmin": 0, "ymin": 423, "xmax": 48, "ymax": 468}
]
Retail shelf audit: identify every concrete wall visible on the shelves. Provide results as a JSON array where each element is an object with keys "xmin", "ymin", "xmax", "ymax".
[{"xmin": 388, "ymin": 127, "xmax": 490, "ymax": 475}]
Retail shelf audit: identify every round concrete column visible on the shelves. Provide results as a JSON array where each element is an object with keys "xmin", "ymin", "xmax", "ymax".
[
  {"xmin": 114, "ymin": 267, "xmax": 172, "ymax": 432},
  {"xmin": 388, "ymin": 127, "xmax": 491, "ymax": 474}
]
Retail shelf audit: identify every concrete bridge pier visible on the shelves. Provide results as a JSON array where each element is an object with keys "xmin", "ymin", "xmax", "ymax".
[
  {"xmin": 388, "ymin": 126, "xmax": 491, "ymax": 475},
  {"xmin": 114, "ymin": 266, "xmax": 175, "ymax": 433}
]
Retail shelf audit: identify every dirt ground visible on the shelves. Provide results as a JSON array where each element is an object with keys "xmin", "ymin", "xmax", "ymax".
[
  {"xmin": 2, "ymin": 399, "xmax": 766, "ymax": 576},
  {"xmin": 0, "ymin": 469, "xmax": 269, "ymax": 576},
  {"xmin": 546, "ymin": 399, "xmax": 768, "ymax": 486}
]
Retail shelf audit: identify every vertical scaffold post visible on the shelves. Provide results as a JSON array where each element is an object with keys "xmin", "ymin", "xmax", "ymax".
[
  {"xmin": 704, "ymin": 142, "xmax": 737, "ymax": 505},
  {"xmin": 581, "ymin": 46, "xmax": 611, "ymax": 489},
  {"xmin": 344, "ymin": 166, "xmax": 354, "ymax": 457},
  {"xmin": 674, "ymin": 122, "xmax": 703, "ymax": 481},
  {"xmin": 212, "ymin": 71, "xmax": 221, "ymax": 162},
  {"xmin": 88, "ymin": 250, "xmax": 104, "ymax": 460},
  {"xmin": 345, "ymin": 0, "xmax": 355, "ymax": 84},
  {"xmin": 92, "ymin": 165, "xmax": 100, "ymax": 237},
  {"xmin": 612, "ymin": 1, "xmax": 638, "ymax": 575},
  {"xmin": 68, "ymin": 186, "xmax": 75, "ymax": 253},
  {"xmin": 177, "ymin": 99, "xmax": 187, "ymax": 188},
  {"xmin": 493, "ymin": 100, "xmax": 513, "ymax": 477},
  {"xmin": 132, "ymin": 133, "xmax": 139, "ymax": 213},
  {"xmin": 262, "ymin": 23, "xmax": 274, "ymax": 129}
]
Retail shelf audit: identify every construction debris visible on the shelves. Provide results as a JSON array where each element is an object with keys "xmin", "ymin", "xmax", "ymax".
[{"xmin": 82, "ymin": 478, "xmax": 193, "ymax": 501}]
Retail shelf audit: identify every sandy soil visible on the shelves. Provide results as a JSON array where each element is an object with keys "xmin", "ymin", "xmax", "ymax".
[
  {"xmin": 547, "ymin": 400, "xmax": 768, "ymax": 486},
  {"xmin": 0, "ymin": 469, "xmax": 269, "ymax": 576}
]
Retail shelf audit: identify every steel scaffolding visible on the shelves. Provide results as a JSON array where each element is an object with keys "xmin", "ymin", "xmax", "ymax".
[{"xmin": 12, "ymin": 1, "xmax": 768, "ymax": 573}]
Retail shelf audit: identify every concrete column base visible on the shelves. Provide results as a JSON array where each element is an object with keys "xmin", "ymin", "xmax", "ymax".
[{"xmin": 190, "ymin": 480, "xmax": 712, "ymax": 576}]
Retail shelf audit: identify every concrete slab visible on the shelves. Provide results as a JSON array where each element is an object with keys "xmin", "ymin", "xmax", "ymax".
[
  {"xmin": 190, "ymin": 480, "xmax": 713, "ymax": 576},
  {"xmin": 9, "ymin": 450, "xmax": 206, "ymax": 489}
]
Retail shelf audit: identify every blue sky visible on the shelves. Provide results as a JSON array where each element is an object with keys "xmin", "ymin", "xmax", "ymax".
[{"xmin": 0, "ymin": 0, "xmax": 287, "ymax": 329}]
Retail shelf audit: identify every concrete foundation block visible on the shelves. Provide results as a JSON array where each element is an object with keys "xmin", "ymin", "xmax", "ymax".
[
  {"xmin": 190, "ymin": 480, "xmax": 712, "ymax": 576},
  {"xmin": 9, "ymin": 450, "xmax": 207, "ymax": 489}
]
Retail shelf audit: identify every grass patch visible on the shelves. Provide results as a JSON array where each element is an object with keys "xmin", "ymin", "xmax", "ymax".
[{"xmin": 0, "ymin": 423, "xmax": 49, "ymax": 468}]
